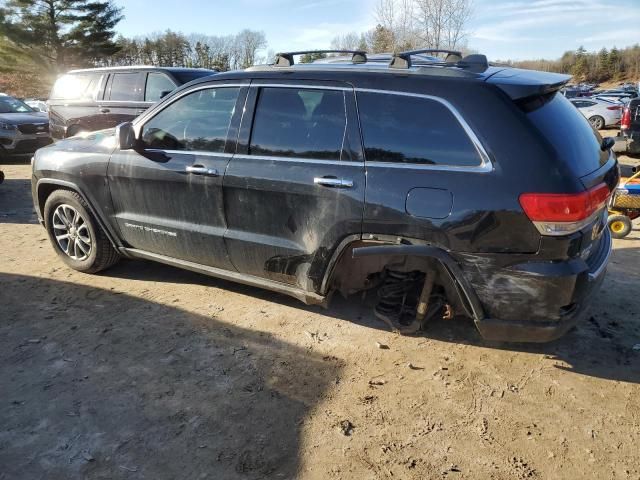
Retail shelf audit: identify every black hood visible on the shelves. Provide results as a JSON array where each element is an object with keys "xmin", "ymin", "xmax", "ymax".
[{"xmin": 0, "ymin": 112, "xmax": 48, "ymax": 125}]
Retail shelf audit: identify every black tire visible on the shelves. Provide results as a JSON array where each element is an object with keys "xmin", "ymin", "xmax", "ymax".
[
  {"xmin": 0, "ymin": 170, "xmax": 4, "ymax": 184},
  {"xmin": 607, "ymin": 214, "xmax": 632, "ymax": 239},
  {"xmin": 43, "ymin": 189, "xmax": 120, "ymax": 273},
  {"xmin": 589, "ymin": 115, "xmax": 605, "ymax": 130}
]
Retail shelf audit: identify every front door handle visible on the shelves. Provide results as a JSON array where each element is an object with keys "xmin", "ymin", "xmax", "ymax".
[
  {"xmin": 314, "ymin": 177, "xmax": 353, "ymax": 188},
  {"xmin": 186, "ymin": 165, "xmax": 218, "ymax": 176}
]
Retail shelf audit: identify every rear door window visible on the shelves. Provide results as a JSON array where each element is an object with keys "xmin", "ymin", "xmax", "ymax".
[
  {"xmin": 249, "ymin": 87, "xmax": 346, "ymax": 160},
  {"xmin": 526, "ymin": 93, "xmax": 608, "ymax": 177},
  {"xmin": 145, "ymin": 73, "xmax": 176, "ymax": 102},
  {"xmin": 108, "ymin": 73, "xmax": 143, "ymax": 101},
  {"xmin": 357, "ymin": 92, "xmax": 482, "ymax": 166},
  {"xmin": 140, "ymin": 87, "xmax": 240, "ymax": 152}
]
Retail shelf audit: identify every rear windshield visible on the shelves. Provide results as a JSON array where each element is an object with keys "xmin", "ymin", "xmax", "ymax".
[
  {"xmin": 172, "ymin": 70, "xmax": 215, "ymax": 85},
  {"xmin": 526, "ymin": 93, "xmax": 608, "ymax": 177},
  {"xmin": 50, "ymin": 73, "xmax": 101, "ymax": 100}
]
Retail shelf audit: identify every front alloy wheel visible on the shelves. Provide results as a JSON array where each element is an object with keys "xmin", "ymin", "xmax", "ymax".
[
  {"xmin": 44, "ymin": 189, "xmax": 120, "ymax": 273},
  {"xmin": 52, "ymin": 204, "xmax": 92, "ymax": 260}
]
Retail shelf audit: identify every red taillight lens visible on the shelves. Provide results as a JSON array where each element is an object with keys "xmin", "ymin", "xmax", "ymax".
[
  {"xmin": 519, "ymin": 183, "xmax": 611, "ymax": 235},
  {"xmin": 621, "ymin": 107, "xmax": 631, "ymax": 129},
  {"xmin": 606, "ymin": 105, "xmax": 622, "ymax": 111}
]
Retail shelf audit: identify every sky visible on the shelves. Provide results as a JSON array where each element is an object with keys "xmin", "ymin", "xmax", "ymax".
[{"xmin": 113, "ymin": 0, "xmax": 640, "ymax": 61}]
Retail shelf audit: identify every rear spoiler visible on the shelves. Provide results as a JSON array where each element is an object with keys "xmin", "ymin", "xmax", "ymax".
[{"xmin": 486, "ymin": 68, "xmax": 571, "ymax": 100}]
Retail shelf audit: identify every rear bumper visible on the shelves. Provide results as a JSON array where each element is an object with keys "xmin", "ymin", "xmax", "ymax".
[{"xmin": 470, "ymin": 229, "xmax": 612, "ymax": 343}]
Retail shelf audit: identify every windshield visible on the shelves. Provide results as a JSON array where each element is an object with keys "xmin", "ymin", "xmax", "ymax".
[{"xmin": 0, "ymin": 96, "xmax": 35, "ymax": 113}]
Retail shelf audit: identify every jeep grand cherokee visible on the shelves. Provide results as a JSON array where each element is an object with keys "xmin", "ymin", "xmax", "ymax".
[{"xmin": 31, "ymin": 49, "xmax": 619, "ymax": 343}]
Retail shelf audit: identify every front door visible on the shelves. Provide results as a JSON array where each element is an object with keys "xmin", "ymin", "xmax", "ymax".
[
  {"xmin": 223, "ymin": 81, "xmax": 365, "ymax": 292},
  {"xmin": 107, "ymin": 84, "xmax": 247, "ymax": 270}
]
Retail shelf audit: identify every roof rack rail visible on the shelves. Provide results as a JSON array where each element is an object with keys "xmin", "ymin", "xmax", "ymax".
[
  {"xmin": 274, "ymin": 50, "xmax": 367, "ymax": 67},
  {"xmin": 389, "ymin": 48, "xmax": 488, "ymax": 73}
]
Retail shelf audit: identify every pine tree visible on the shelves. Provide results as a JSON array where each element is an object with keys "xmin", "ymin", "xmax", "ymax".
[
  {"xmin": 370, "ymin": 24, "xmax": 394, "ymax": 53},
  {"xmin": 571, "ymin": 46, "xmax": 588, "ymax": 80},
  {"xmin": 300, "ymin": 52, "xmax": 327, "ymax": 63},
  {"xmin": 0, "ymin": 0, "xmax": 123, "ymax": 73},
  {"xmin": 596, "ymin": 47, "xmax": 610, "ymax": 80}
]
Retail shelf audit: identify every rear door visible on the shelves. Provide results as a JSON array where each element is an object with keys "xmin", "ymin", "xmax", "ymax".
[
  {"xmin": 222, "ymin": 80, "xmax": 365, "ymax": 292},
  {"xmin": 99, "ymin": 71, "xmax": 148, "ymax": 126}
]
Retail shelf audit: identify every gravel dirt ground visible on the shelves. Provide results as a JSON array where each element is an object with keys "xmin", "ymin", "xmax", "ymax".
[{"xmin": 1, "ymin": 160, "xmax": 639, "ymax": 480}]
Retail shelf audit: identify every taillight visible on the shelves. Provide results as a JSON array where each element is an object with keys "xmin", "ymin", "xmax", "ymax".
[
  {"xmin": 519, "ymin": 183, "xmax": 611, "ymax": 236},
  {"xmin": 606, "ymin": 105, "xmax": 622, "ymax": 111},
  {"xmin": 621, "ymin": 107, "xmax": 631, "ymax": 130}
]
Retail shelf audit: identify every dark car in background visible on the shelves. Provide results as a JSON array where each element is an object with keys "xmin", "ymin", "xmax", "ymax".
[
  {"xmin": 32, "ymin": 49, "xmax": 618, "ymax": 343},
  {"xmin": 48, "ymin": 66, "xmax": 217, "ymax": 139},
  {"xmin": 0, "ymin": 94, "xmax": 52, "ymax": 159},
  {"xmin": 620, "ymin": 98, "xmax": 640, "ymax": 155}
]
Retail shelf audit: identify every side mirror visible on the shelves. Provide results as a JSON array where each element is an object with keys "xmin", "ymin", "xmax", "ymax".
[
  {"xmin": 601, "ymin": 137, "xmax": 615, "ymax": 151},
  {"xmin": 160, "ymin": 90, "xmax": 172, "ymax": 99},
  {"xmin": 115, "ymin": 122, "xmax": 136, "ymax": 150}
]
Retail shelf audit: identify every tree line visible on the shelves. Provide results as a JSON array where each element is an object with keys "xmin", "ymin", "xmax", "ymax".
[
  {"xmin": 509, "ymin": 45, "xmax": 640, "ymax": 84},
  {"xmin": 0, "ymin": 0, "xmax": 638, "ymax": 98},
  {"xmin": 108, "ymin": 30, "xmax": 267, "ymax": 71}
]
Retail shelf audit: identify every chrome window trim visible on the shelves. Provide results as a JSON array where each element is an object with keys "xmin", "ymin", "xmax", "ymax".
[
  {"xmin": 144, "ymin": 149, "xmax": 234, "ymax": 158},
  {"xmin": 233, "ymin": 153, "xmax": 355, "ymax": 166},
  {"xmin": 354, "ymin": 88, "xmax": 493, "ymax": 173},
  {"xmin": 249, "ymin": 83, "xmax": 351, "ymax": 91}
]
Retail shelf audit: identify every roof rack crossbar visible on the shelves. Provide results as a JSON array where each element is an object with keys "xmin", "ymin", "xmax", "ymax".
[
  {"xmin": 274, "ymin": 50, "xmax": 367, "ymax": 67},
  {"xmin": 389, "ymin": 48, "xmax": 488, "ymax": 73},
  {"xmin": 389, "ymin": 48, "xmax": 464, "ymax": 69}
]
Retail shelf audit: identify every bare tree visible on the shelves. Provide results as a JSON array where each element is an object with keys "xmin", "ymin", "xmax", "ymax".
[
  {"xmin": 374, "ymin": 0, "xmax": 417, "ymax": 51},
  {"xmin": 415, "ymin": 0, "xmax": 472, "ymax": 51},
  {"xmin": 330, "ymin": 32, "xmax": 362, "ymax": 51},
  {"xmin": 235, "ymin": 29, "xmax": 267, "ymax": 68}
]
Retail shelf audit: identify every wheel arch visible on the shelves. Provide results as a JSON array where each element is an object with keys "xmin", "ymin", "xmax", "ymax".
[
  {"xmin": 36, "ymin": 179, "xmax": 122, "ymax": 251},
  {"xmin": 319, "ymin": 237, "xmax": 485, "ymax": 322}
]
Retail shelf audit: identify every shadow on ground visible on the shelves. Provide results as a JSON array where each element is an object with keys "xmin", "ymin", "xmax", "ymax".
[
  {"xmin": 103, "ymin": 243, "xmax": 640, "ymax": 386},
  {"xmin": 0, "ymin": 178, "xmax": 38, "ymax": 224},
  {"xmin": 0, "ymin": 273, "xmax": 342, "ymax": 479}
]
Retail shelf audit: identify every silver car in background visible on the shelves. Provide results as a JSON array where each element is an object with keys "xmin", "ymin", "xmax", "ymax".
[
  {"xmin": 0, "ymin": 95, "xmax": 52, "ymax": 159},
  {"xmin": 569, "ymin": 98, "xmax": 622, "ymax": 129}
]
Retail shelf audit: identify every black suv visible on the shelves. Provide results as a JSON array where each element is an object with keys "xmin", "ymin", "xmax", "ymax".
[
  {"xmin": 31, "ymin": 49, "xmax": 619, "ymax": 343},
  {"xmin": 48, "ymin": 66, "xmax": 217, "ymax": 140}
]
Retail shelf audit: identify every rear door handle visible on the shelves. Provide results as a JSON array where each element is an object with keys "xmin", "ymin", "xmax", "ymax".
[
  {"xmin": 99, "ymin": 108, "xmax": 110, "ymax": 114},
  {"xmin": 186, "ymin": 165, "xmax": 218, "ymax": 176},
  {"xmin": 314, "ymin": 177, "xmax": 353, "ymax": 188}
]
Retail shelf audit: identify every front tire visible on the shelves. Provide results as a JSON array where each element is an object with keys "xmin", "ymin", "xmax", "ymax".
[
  {"xmin": 607, "ymin": 214, "xmax": 632, "ymax": 239},
  {"xmin": 589, "ymin": 115, "xmax": 605, "ymax": 130},
  {"xmin": 43, "ymin": 189, "xmax": 120, "ymax": 273}
]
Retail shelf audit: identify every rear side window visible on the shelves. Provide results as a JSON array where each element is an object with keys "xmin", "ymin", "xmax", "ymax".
[
  {"xmin": 140, "ymin": 87, "xmax": 239, "ymax": 152},
  {"xmin": 357, "ymin": 92, "xmax": 482, "ymax": 166},
  {"xmin": 249, "ymin": 87, "xmax": 346, "ymax": 160},
  {"xmin": 145, "ymin": 73, "xmax": 176, "ymax": 102},
  {"xmin": 109, "ymin": 73, "xmax": 142, "ymax": 101},
  {"xmin": 527, "ymin": 93, "xmax": 608, "ymax": 177},
  {"xmin": 50, "ymin": 73, "xmax": 101, "ymax": 100}
]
